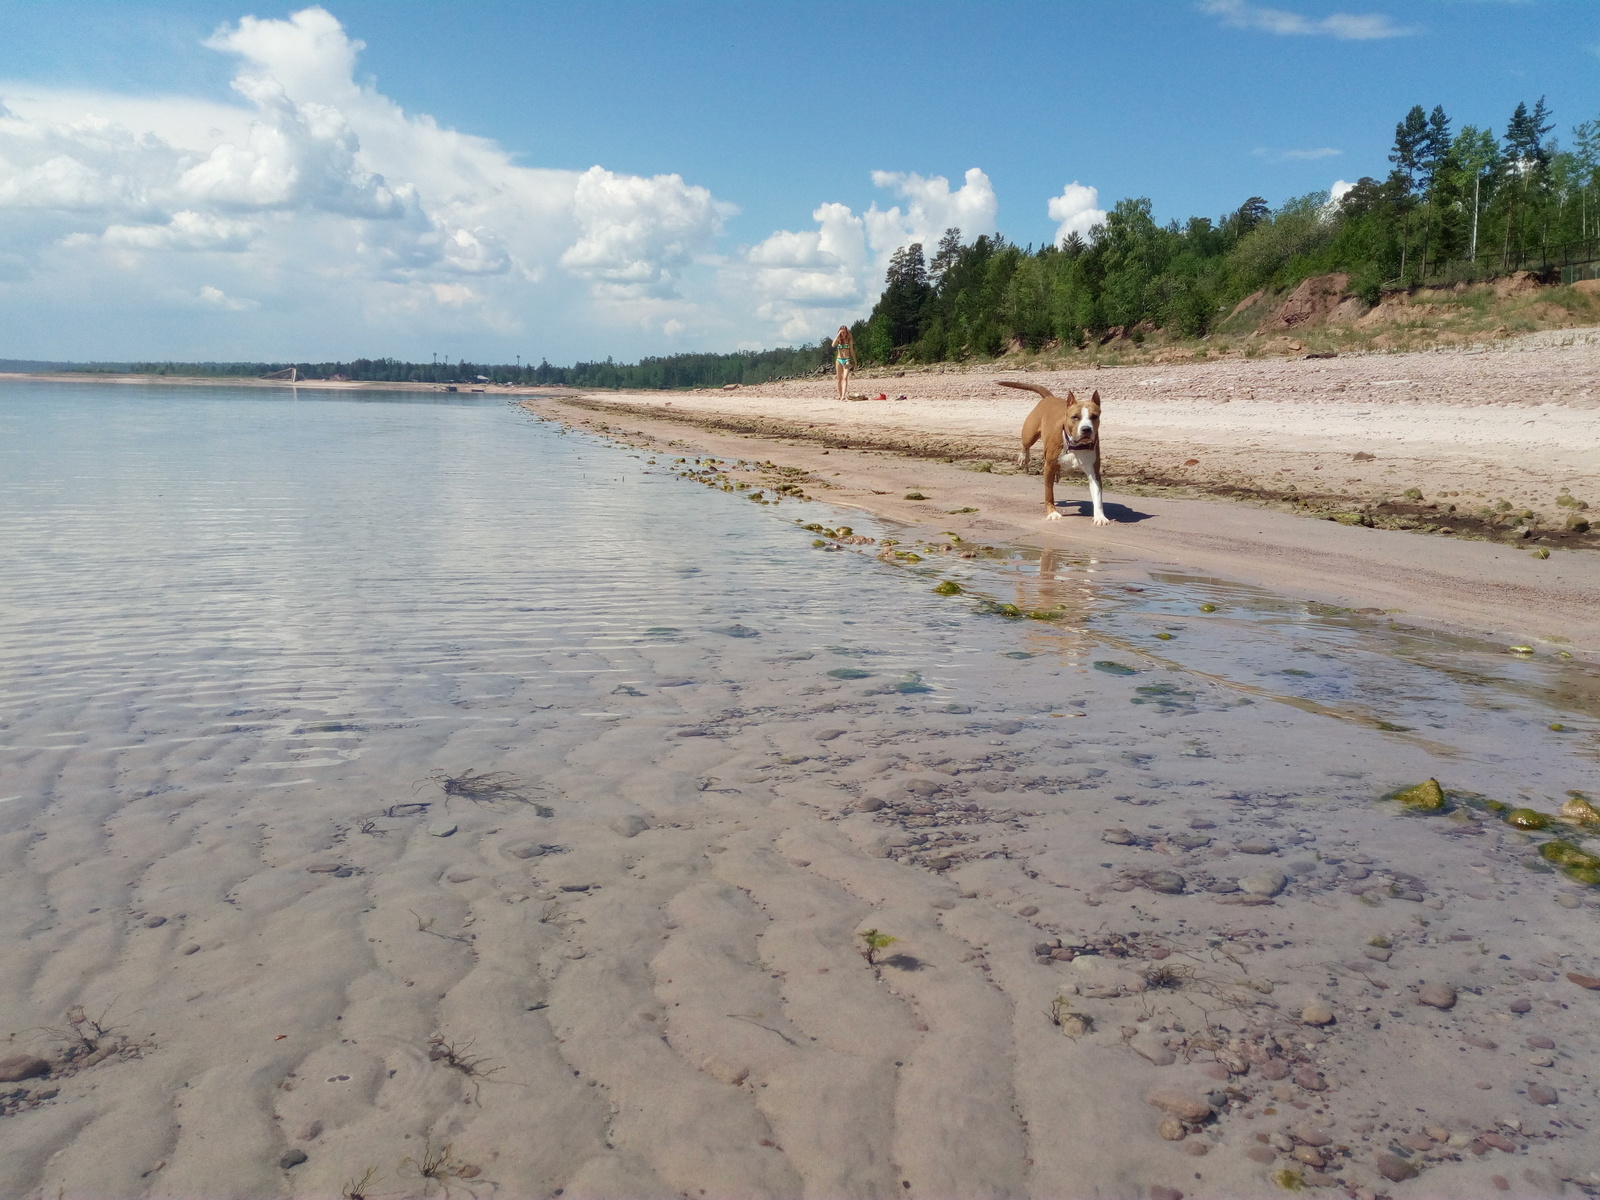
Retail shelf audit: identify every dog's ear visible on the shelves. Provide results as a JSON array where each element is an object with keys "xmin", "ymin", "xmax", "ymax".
[
  {"xmin": 1064, "ymin": 390, "xmax": 1075, "ymax": 401},
  {"xmin": 1090, "ymin": 390, "xmax": 1101, "ymax": 404}
]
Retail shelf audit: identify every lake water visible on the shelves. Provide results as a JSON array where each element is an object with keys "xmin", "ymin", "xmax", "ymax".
[
  {"xmin": 2, "ymin": 380, "xmax": 1592, "ymax": 815},
  {"xmin": 2, "ymin": 379, "xmax": 1598, "ymax": 1200}
]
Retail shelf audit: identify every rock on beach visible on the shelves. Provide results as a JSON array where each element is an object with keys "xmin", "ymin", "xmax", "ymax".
[
  {"xmin": 1146, "ymin": 1088, "xmax": 1212, "ymax": 1122},
  {"xmin": 0, "ymin": 1054, "xmax": 50, "ymax": 1083},
  {"xmin": 1417, "ymin": 982, "xmax": 1457, "ymax": 1009}
]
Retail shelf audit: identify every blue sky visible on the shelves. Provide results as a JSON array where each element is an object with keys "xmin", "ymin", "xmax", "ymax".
[{"xmin": 1, "ymin": 1, "xmax": 1594, "ymax": 363}]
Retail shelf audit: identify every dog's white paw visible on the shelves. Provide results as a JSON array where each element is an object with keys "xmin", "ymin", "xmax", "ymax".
[
  {"xmin": 1045, "ymin": 510, "xmax": 1063, "ymax": 521},
  {"xmin": 1092, "ymin": 514, "xmax": 1111, "ymax": 527}
]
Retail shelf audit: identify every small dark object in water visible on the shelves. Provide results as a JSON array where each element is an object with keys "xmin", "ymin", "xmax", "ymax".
[
  {"xmin": 428, "ymin": 770, "xmax": 551, "ymax": 815},
  {"xmin": 1093, "ymin": 661, "xmax": 1137, "ymax": 676}
]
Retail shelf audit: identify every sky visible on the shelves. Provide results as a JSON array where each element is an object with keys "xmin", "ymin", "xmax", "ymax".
[{"xmin": 0, "ymin": 0, "xmax": 1595, "ymax": 365}]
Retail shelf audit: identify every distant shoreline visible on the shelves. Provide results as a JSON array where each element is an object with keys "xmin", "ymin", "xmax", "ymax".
[{"xmin": 0, "ymin": 371, "xmax": 573, "ymax": 394}]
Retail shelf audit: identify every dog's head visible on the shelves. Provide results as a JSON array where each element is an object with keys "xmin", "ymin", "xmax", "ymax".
[{"xmin": 1063, "ymin": 390, "xmax": 1101, "ymax": 450}]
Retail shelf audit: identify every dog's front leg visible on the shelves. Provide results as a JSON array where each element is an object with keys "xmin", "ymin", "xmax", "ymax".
[
  {"xmin": 1080, "ymin": 449, "xmax": 1109, "ymax": 526},
  {"xmin": 1043, "ymin": 451, "xmax": 1062, "ymax": 521}
]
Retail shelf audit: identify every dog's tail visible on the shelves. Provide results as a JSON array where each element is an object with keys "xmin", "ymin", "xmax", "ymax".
[{"xmin": 996, "ymin": 380, "xmax": 1061, "ymax": 400}]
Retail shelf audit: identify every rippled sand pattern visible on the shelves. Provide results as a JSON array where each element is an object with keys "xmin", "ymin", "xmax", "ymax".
[{"xmin": 1, "ymin": 382, "xmax": 1597, "ymax": 1199}]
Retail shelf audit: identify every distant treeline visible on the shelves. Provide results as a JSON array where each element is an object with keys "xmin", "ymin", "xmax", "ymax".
[
  {"xmin": 108, "ymin": 344, "xmax": 835, "ymax": 390},
  {"xmin": 848, "ymin": 96, "xmax": 1598, "ymax": 363}
]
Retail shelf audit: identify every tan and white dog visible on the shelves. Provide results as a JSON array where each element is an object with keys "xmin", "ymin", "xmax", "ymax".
[{"xmin": 998, "ymin": 381, "xmax": 1108, "ymax": 525}]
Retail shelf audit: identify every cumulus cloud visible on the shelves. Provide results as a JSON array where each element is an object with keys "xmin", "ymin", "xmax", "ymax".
[
  {"xmin": 733, "ymin": 169, "xmax": 996, "ymax": 343},
  {"xmin": 1047, "ymin": 182, "xmax": 1107, "ymax": 246},
  {"xmin": 1199, "ymin": 0, "xmax": 1417, "ymax": 39},
  {"xmin": 561, "ymin": 166, "xmax": 724, "ymax": 298},
  {"xmin": 0, "ymin": 6, "xmax": 739, "ymax": 358},
  {"xmin": 0, "ymin": 7, "xmax": 1011, "ymax": 359},
  {"xmin": 1329, "ymin": 178, "xmax": 1357, "ymax": 204}
]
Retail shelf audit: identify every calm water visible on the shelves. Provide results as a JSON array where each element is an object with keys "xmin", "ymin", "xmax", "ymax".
[{"xmin": 0, "ymin": 380, "xmax": 1593, "ymax": 808}]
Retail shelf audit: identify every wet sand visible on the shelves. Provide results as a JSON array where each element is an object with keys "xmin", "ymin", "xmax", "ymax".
[
  {"xmin": 521, "ymin": 372, "xmax": 1600, "ymax": 661},
  {"xmin": 2, "ymin": 381, "xmax": 1598, "ymax": 1200}
]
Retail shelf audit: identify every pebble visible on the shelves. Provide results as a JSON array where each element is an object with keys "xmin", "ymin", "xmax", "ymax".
[
  {"xmin": 609, "ymin": 814, "xmax": 649, "ymax": 837},
  {"xmin": 925, "ymin": 857, "xmax": 953, "ymax": 871},
  {"xmin": 1416, "ymin": 982, "xmax": 1456, "ymax": 1009},
  {"xmin": 1526, "ymin": 1035, "xmax": 1555, "ymax": 1049},
  {"xmin": 1293, "ymin": 1127, "xmax": 1332, "ymax": 1148},
  {"xmin": 1236, "ymin": 840, "xmax": 1277, "ymax": 854},
  {"xmin": 445, "ymin": 871, "xmax": 475, "ymax": 884},
  {"xmin": 1258, "ymin": 1058, "xmax": 1289, "ymax": 1080},
  {"xmin": 1480, "ymin": 1131, "xmax": 1516, "ymax": 1152},
  {"xmin": 1363, "ymin": 946, "xmax": 1391, "ymax": 962},
  {"xmin": 1292, "ymin": 1068, "xmax": 1326, "ymax": 1091},
  {"xmin": 1374, "ymin": 1152, "xmax": 1418, "ymax": 1182},
  {"xmin": 1144, "ymin": 871, "xmax": 1186, "ymax": 894},
  {"xmin": 1292, "ymin": 1146, "xmax": 1325, "ymax": 1167},
  {"xmin": 1528, "ymin": 1054, "xmax": 1553, "ymax": 1067},
  {"xmin": 1183, "ymin": 1142, "xmax": 1208, "ymax": 1157},
  {"xmin": 1526, "ymin": 1082, "xmax": 1558, "ymax": 1106},
  {"xmin": 1463, "ymin": 1034, "xmax": 1498, "ymax": 1050},
  {"xmin": 853, "ymin": 797, "xmax": 885, "ymax": 812},
  {"xmin": 1017, "ymin": 905, "xmax": 1039, "ymax": 917},
  {"xmin": 560, "ymin": 882, "xmax": 594, "ymax": 892},
  {"xmin": 1102, "ymin": 828, "xmax": 1134, "ymax": 844},
  {"xmin": 1247, "ymin": 1146, "xmax": 1276, "ymax": 1164},
  {"xmin": 1146, "ymin": 1089, "xmax": 1212, "ymax": 1122},
  {"xmin": 280, "ymin": 1150, "xmax": 308, "ymax": 1170},
  {"xmin": 1158, "ymin": 1118, "xmax": 1186, "ymax": 1140},
  {"xmin": 1149, "ymin": 1187, "xmax": 1184, "ymax": 1200},
  {"xmin": 1508, "ymin": 999, "xmax": 1532, "ymax": 1013},
  {"xmin": 428, "ymin": 822, "xmax": 458, "ymax": 838},
  {"xmin": 814, "ymin": 729, "xmax": 847, "ymax": 741},
  {"xmin": 1130, "ymin": 1035, "xmax": 1177, "ymax": 1066},
  {"xmin": 0, "ymin": 1055, "xmax": 50, "ymax": 1083},
  {"xmin": 305, "ymin": 862, "xmax": 343, "ymax": 874},
  {"xmin": 1240, "ymin": 869, "xmax": 1287, "ymax": 897},
  {"xmin": 1202, "ymin": 1063, "xmax": 1230, "ymax": 1081},
  {"xmin": 144, "ymin": 916, "xmax": 167, "ymax": 928},
  {"xmin": 181, "ymin": 943, "xmax": 201, "ymax": 955},
  {"xmin": 1399, "ymin": 1133, "xmax": 1434, "ymax": 1152},
  {"xmin": 1557, "ymin": 894, "xmax": 1582, "ymax": 909},
  {"xmin": 1300, "ymin": 1003, "xmax": 1335, "ymax": 1026},
  {"xmin": 1566, "ymin": 972, "xmax": 1600, "ymax": 990},
  {"xmin": 503, "ymin": 840, "xmax": 548, "ymax": 859}
]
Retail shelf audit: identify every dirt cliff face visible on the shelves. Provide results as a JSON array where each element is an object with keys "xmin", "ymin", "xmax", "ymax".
[{"xmin": 1259, "ymin": 273, "xmax": 1366, "ymax": 332}]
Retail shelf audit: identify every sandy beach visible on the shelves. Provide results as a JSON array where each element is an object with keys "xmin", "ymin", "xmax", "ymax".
[
  {"xmin": 522, "ymin": 329, "xmax": 1600, "ymax": 659},
  {"xmin": 1, "ymin": 374, "xmax": 1598, "ymax": 1200}
]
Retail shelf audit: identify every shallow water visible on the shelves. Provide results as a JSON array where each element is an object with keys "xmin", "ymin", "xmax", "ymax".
[
  {"xmin": 5, "ymin": 380, "xmax": 1600, "ymax": 1200},
  {"xmin": 0, "ymin": 379, "xmax": 1593, "ymax": 814}
]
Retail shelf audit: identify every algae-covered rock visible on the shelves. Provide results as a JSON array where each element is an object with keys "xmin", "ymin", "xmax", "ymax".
[
  {"xmin": 1330, "ymin": 512, "xmax": 1370, "ymax": 527},
  {"xmin": 1386, "ymin": 779, "xmax": 1445, "ymax": 811},
  {"xmin": 933, "ymin": 580, "xmax": 962, "ymax": 596},
  {"xmin": 1505, "ymin": 807, "xmax": 1551, "ymax": 831},
  {"xmin": 1559, "ymin": 794, "xmax": 1600, "ymax": 827},
  {"xmin": 1025, "ymin": 609, "xmax": 1064, "ymax": 620},
  {"xmin": 1093, "ymin": 661, "xmax": 1138, "ymax": 676},
  {"xmin": 1539, "ymin": 841, "xmax": 1600, "ymax": 872}
]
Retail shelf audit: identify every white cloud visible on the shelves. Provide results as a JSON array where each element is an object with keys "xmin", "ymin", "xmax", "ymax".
[
  {"xmin": 0, "ymin": 6, "xmax": 735, "ymax": 359},
  {"xmin": 1329, "ymin": 178, "xmax": 1357, "ymax": 204},
  {"xmin": 198, "ymin": 284, "xmax": 256, "ymax": 310},
  {"xmin": 0, "ymin": 7, "xmax": 1006, "ymax": 360},
  {"xmin": 101, "ymin": 211, "xmax": 259, "ymax": 252},
  {"xmin": 729, "ymin": 169, "xmax": 996, "ymax": 344},
  {"xmin": 560, "ymin": 166, "xmax": 725, "ymax": 298},
  {"xmin": 1199, "ymin": 0, "xmax": 1417, "ymax": 39},
  {"xmin": 1047, "ymin": 181, "xmax": 1107, "ymax": 246}
]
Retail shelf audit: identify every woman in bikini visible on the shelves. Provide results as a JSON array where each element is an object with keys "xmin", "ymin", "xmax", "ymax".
[{"xmin": 831, "ymin": 325, "xmax": 855, "ymax": 402}]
